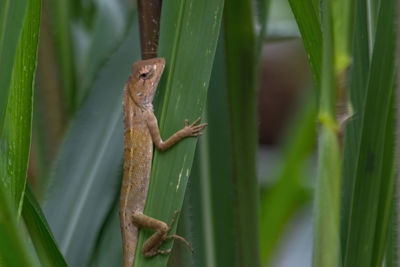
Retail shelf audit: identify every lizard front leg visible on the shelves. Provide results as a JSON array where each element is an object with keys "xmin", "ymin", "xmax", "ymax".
[
  {"xmin": 146, "ymin": 112, "xmax": 207, "ymax": 151},
  {"xmin": 132, "ymin": 211, "xmax": 193, "ymax": 257}
]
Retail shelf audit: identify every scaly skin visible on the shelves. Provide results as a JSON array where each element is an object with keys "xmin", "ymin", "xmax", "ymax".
[{"xmin": 120, "ymin": 57, "xmax": 206, "ymax": 267}]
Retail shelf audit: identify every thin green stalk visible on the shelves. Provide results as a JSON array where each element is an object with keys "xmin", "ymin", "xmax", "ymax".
[{"xmin": 312, "ymin": 1, "xmax": 341, "ymax": 266}]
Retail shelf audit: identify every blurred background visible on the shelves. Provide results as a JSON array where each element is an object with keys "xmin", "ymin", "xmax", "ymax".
[
  {"xmin": 28, "ymin": 0, "xmax": 316, "ymax": 266},
  {"xmin": 2, "ymin": 0, "xmax": 397, "ymax": 266}
]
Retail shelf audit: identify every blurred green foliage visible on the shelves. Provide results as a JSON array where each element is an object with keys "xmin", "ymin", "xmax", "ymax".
[{"xmin": 0, "ymin": 0, "xmax": 398, "ymax": 267}]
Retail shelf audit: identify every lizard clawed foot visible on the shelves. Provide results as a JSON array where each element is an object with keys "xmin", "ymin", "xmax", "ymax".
[
  {"xmin": 184, "ymin": 117, "xmax": 208, "ymax": 137},
  {"xmin": 166, "ymin": 234, "xmax": 194, "ymax": 253},
  {"xmin": 165, "ymin": 211, "xmax": 194, "ymax": 254}
]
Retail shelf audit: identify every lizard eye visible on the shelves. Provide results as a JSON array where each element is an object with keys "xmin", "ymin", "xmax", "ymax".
[
  {"xmin": 137, "ymin": 92, "xmax": 143, "ymax": 96},
  {"xmin": 139, "ymin": 72, "xmax": 148, "ymax": 79},
  {"xmin": 139, "ymin": 68, "xmax": 154, "ymax": 80}
]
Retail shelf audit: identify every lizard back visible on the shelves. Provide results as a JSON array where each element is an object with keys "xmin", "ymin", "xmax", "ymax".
[{"xmin": 119, "ymin": 88, "xmax": 153, "ymax": 267}]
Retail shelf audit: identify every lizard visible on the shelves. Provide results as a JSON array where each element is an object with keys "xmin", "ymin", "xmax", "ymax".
[{"xmin": 120, "ymin": 57, "xmax": 206, "ymax": 267}]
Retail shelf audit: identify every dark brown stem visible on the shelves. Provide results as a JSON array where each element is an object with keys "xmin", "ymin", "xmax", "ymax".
[{"xmin": 137, "ymin": 0, "xmax": 163, "ymax": 59}]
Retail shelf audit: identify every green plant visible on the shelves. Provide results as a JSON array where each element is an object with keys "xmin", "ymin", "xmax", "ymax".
[{"xmin": 0, "ymin": 0, "xmax": 398, "ymax": 266}]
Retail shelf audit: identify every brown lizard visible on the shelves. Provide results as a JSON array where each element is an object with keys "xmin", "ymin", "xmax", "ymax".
[{"xmin": 120, "ymin": 57, "xmax": 206, "ymax": 267}]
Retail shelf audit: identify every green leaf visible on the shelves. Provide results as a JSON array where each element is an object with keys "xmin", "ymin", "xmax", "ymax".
[
  {"xmin": 223, "ymin": 0, "xmax": 261, "ymax": 266},
  {"xmin": 288, "ymin": 0, "xmax": 322, "ymax": 85},
  {"xmin": 0, "ymin": 0, "xmax": 40, "ymax": 211},
  {"xmin": 23, "ymin": 184, "xmax": 68, "ymax": 267},
  {"xmin": 44, "ymin": 20, "xmax": 140, "ymax": 267},
  {"xmin": 0, "ymin": 0, "xmax": 28, "ymax": 134},
  {"xmin": 341, "ymin": 0, "xmax": 397, "ymax": 265},
  {"xmin": 134, "ymin": 0, "xmax": 224, "ymax": 266},
  {"xmin": 0, "ymin": 183, "xmax": 39, "ymax": 267}
]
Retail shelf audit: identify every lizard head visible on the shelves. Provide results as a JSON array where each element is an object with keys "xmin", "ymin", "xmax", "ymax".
[{"xmin": 127, "ymin": 57, "xmax": 165, "ymax": 107}]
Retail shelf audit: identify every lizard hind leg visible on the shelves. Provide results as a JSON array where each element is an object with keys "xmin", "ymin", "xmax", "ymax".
[{"xmin": 132, "ymin": 211, "xmax": 193, "ymax": 258}]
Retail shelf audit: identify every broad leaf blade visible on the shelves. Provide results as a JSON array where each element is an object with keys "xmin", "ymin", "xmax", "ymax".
[
  {"xmin": 134, "ymin": 0, "xmax": 225, "ymax": 266},
  {"xmin": 44, "ymin": 20, "xmax": 140, "ymax": 267}
]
